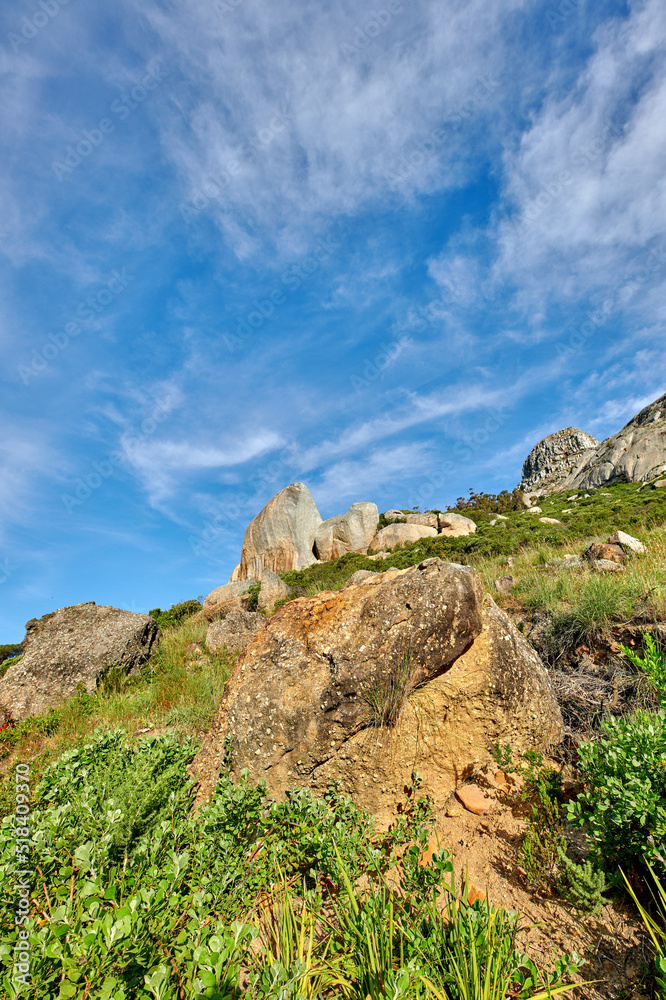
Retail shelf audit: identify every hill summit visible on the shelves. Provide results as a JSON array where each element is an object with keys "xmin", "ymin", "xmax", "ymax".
[{"xmin": 519, "ymin": 392, "xmax": 666, "ymax": 494}]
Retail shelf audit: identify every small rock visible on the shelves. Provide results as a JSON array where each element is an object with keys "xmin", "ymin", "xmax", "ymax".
[
  {"xmin": 654, "ymin": 479, "xmax": 666, "ymax": 488},
  {"xmin": 467, "ymin": 882, "xmax": 487, "ymax": 906},
  {"xmin": 186, "ymin": 642, "xmax": 203, "ymax": 655},
  {"xmin": 506, "ymin": 557, "xmax": 516, "ymax": 567},
  {"xmin": 455, "ymin": 784, "xmax": 490, "ymax": 815},
  {"xmin": 495, "ymin": 575, "xmax": 515, "ymax": 594},
  {"xmin": 446, "ymin": 807, "xmax": 461, "ymax": 818},
  {"xmin": 561, "ymin": 508, "xmax": 574, "ymax": 514},
  {"xmin": 585, "ymin": 542, "xmax": 625, "ymax": 564},
  {"xmin": 592, "ymin": 559, "xmax": 624, "ymax": 573},
  {"xmin": 367, "ymin": 550, "xmax": 390, "ymax": 561},
  {"xmin": 608, "ymin": 530, "xmax": 646, "ymax": 554},
  {"xmin": 539, "ymin": 517, "xmax": 562, "ymax": 525},
  {"xmin": 526, "ymin": 506, "xmax": 543, "ymax": 515},
  {"xmin": 489, "ymin": 515, "xmax": 509, "ymax": 526}
]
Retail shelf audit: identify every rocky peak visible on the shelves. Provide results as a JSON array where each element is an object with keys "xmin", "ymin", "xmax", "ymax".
[
  {"xmin": 519, "ymin": 427, "xmax": 599, "ymax": 493},
  {"xmin": 624, "ymin": 393, "xmax": 666, "ymax": 429}
]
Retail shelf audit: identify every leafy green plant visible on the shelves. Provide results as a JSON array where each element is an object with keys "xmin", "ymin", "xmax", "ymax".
[
  {"xmin": 567, "ymin": 708, "xmax": 666, "ymax": 886},
  {"xmin": 620, "ymin": 633, "xmax": 666, "ymax": 705},
  {"xmin": 557, "ymin": 851, "xmax": 606, "ymax": 916}
]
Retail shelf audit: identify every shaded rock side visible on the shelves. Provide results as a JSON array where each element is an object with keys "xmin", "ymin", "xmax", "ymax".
[
  {"xmin": 313, "ymin": 502, "xmax": 379, "ymax": 561},
  {"xmin": 0, "ymin": 602, "xmax": 159, "ymax": 722},
  {"xmin": 198, "ymin": 560, "xmax": 562, "ymax": 826},
  {"xmin": 564, "ymin": 393, "xmax": 666, "ymax": 489},
  {"xmin": 238, "ymin": 482, "xmax": 323, "ymax": 580},
  {"xmin": 519, "ymin": 427, "xmax": 600, "ymax": 493}
]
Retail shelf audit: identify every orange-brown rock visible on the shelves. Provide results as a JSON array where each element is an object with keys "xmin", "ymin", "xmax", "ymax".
[
  {"xmin": 456, "ymin": 784, "xmax": 490, "ymax": 815},
  {"xmin": 195, "ymin": 558, "xmax": 563, "ymax": 826}
]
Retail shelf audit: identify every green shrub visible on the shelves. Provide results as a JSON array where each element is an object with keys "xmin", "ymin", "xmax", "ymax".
[
  {"xmin": 150, "ymin": 599, "xmax": 202, "ymax": 629},
  {"xmin": 621, "ymin": 633, "xmax": 666, "ymax": 705},
  {"xmin": 520, "ymin": 780, "xmax": 566, "ymax": 890},
  {"xmin": 557, "ymin": 851, "xmax": 606, "ymax": 915},
  {"xmin": 245, "ymin": 582, "xmax": 261, "ymax": 612},
  {"xmin": 567, "ymin": 709, "xmax": 666, "ymax": 886}
]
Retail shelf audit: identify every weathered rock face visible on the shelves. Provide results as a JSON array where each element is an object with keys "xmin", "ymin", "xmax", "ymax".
[
  {"xmin": 519, "ymin": 427, "xmax": 600, "ymax": 493},
  {"xmin": 382, "ymin": 511, "xmax": 438, "ymax": 529},
  {"xmin": 198, "ymin": 560, "xmax": 562, "ymax": 825},
  {"xmin": 257, "ymin": 569, "xmax": 292, "ymax": 612},
  {"xmin": 370, "ymin": 523, "xmax": 438, "ymax": 550},
  {"xmin": 565, "ymin": 394, "xmax": 666, "ymax": 489},
  {"xmin": 438, "ymin": 512, "xmax": 477, "ymax": 536},
  {"xmin": 206, "ymin": 612, "xmax": 266, "ymax": 653},
  {"xmin": 313, "ymin": 503, "xmax": 379, "ymax": 561},
  {"xmin": 238, "ymin": 482, "xmax": 322, "ymax": 580},
  {"xmin": 0, "ymin": 603, "xmax": 159, "ymax": 722},
  {"xmin": 203, "ymin": 580, "xmax": 257, "ymax": 612},
  {"xmin": 518, "ymin": 394, "xmax": 666, "ymax": 493}
]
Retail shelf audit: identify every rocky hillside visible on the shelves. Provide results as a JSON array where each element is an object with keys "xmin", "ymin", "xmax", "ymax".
[
  {"xmin": 519, "ymin": 391, "xmax": 666, "ymax": 493},
  {"xmin": 519, "ymin": 427, "xmax": 599, "ymax": 493}
]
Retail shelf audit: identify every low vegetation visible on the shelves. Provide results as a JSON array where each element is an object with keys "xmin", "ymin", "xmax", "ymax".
[
  {"xmin": 3, "ymin": 480, "xmax": 666, "ymax": 995},
  {"xmin": 0, "ymin": 731, "xmax": 583, "ymax": 999}
]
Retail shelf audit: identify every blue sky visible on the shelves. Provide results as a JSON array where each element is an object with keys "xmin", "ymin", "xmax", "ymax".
[{"xmin": 1, "ymin": 0, "xmax": 665, "ymax": 641}]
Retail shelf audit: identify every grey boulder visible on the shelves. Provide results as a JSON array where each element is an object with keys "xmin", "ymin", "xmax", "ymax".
[
  {"xmin": 238, "ymin": 482, "xmax": 322, "ymax": 580},
  {"xmin": 313, "ymin": 502, "xmax": 379, "ymax": 561},
  {"xmin": 206, "ymin": 611, "xmax": 266, "ymax": 653},
  {"xmin": 0, "ymin": 602, "xmax": 159, "ymax": 722}
]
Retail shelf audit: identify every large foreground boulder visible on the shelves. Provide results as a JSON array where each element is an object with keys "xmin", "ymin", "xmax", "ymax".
[
  {"xmin": 0, "ymin": 602, "xmax": 159, "ymax": 722},
  {"xmin": 313, "ymin": 502, "xmax": 379, "ymax": 561},
  {"xmin": 197, "ymin": 560, "xmax": 562, "ymax": 826},
  {"xmin": 238, "ymin": 482, "xmax": 322, "ymax": 580}
]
